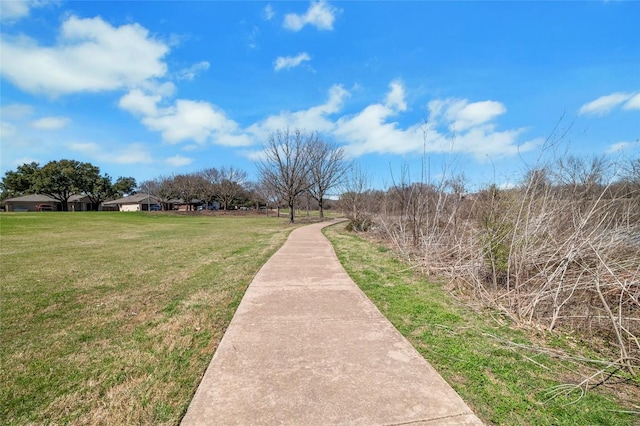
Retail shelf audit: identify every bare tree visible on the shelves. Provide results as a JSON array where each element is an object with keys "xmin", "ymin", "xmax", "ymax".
[
  {"xmin": 256, "ymin": 180, "xmax": 281, "ymax": 217},
  {"xmin": 627, "ymin": 158, "xmax": 640, "ymax": 185},
  {"xmin": 171, "ymin": 174, "xmax": 205, "ymax": 211},
  {"xmin": 245, "ymin": 181, "xmax": 265, "ymax": 210},
  {"xmin": 198, "ymin": 166, "xmax": 248, "ymax": 210},
  {"xmin": 257, "ymin": 128, "xmax": 313, "ymax": 223},
  {"xmin": 218, "ymin": 166, "xmax": 248, "ymax": 210},
  {"xmin": 338, "ymin": 165, "xmax": 373, "ymax": 231},
  {"xmin": 140, "ymin": 176, "xmax": 176, "ymax": 210},
  {"xmin": 307, "ymin": 138, "xmax": 349, "ymax": 218},
  {"xmin": 555, "ymin": 155, "xmax": 610, "ymax": 198},
  {"xmin": 522, "ymin": 167, "xmax": 551, "ymax": 197},
  {"xmin": 199, "ymin": 167, "xmax": 221, "ymax": 209},
  {"xmin": 621, "ymin": 157, "xmax": 640, "ymax": 199},
  {"xmin": 191, "ymin": 173, "xmax": 211, "ymax": 208},
  {"xmin": 299, "ymin": 189, "xmax": 315, "ymax": 217}
]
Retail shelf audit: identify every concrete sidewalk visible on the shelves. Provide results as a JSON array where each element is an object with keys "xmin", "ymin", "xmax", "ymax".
[{"xmin": 181, "ymin": 220, "xmax": 483, "ymax": 425}]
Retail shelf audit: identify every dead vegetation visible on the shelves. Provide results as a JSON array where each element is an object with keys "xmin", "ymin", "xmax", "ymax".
[{"xmin": 340, "ymin": 155, "xmax": 640, "ymax": 393}]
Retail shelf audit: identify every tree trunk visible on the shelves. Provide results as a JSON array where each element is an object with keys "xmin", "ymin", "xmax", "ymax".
[
  {"xmin": 318, "ymin": 197, "xmax": 324, "ymax": 219},
  {"xmin": 288, "ymin": 200, "xmax": 295, "ymax": 223}
]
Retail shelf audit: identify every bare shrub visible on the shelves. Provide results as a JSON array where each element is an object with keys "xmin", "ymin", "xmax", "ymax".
[
  {"xmin": 349, "ymin": 155, "xmax": 640, "ymax": 378},
  {"xmin": 338, "ymin": 166, "xmax": 374, "ymax": 232}
]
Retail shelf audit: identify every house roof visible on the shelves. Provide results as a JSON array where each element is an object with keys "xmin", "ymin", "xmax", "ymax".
[
  {"xmin": 102, "ymin": 193, "xmax": 160, "ymax": 205},
  {"xmin": 5, "ymin": 193, "xmax": 92, "ymax": 203},
  {"xmin": 4, "ymin": 194, "xmax": 58, "ymax": 203}
]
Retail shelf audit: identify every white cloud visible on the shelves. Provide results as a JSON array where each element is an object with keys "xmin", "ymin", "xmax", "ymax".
[
  {"xmin": 247, "ymin": 84, "xmax": 349, "ymax": 140},
  {"xmin": 143, "ymin": 100, "xmax": 225, "ymax": 144},
  {"xmin": 138, "ymin": 99, "xmax": 251, "ymax": 147},
  {"xmin": 216, "ymin": 133, "xmax": 254, "ymax": 147},
  {"xmin": 119, "ymin": 81, "xmax": 251, "ymax": 147},
  {"xmin": 449, "ymin": 125, "xmax": 540, "ymax": 160},
  {"xmin": 247, "ymin": 26, "xmax": 260, "ymax": 49},
  {"xmin": 116, "ymin": 75, "xmax": 538, "ymax": 165},
  {"xmin": 0, "ymin": 0, "xmax": 29, "ymax": 21},
  {"xmin": 283, "ymin": 0, "xmax": 339, "ymax": 31},
  {"xmin": 241, "ymin": 80, "xmax": 535, "ymax": 161},
  {"xmin": 238, "ymin": 149, "xmax": 268, "ymax": 162},
  {"xmin": 264, "ymin": 4, "xmax": 275, "ymax": 20},
  {"xmin": 274, "ymin": 52, "xmax": 311, "ymax": 71},
  {"xmin": 141, "ymin": 80, "xmax": 176, "ymax": 98},
  {"xmin": 578, "ymin": 92, "xmax": 638, "ymax": 116},
  {"xmin": 428, "ymin": 98, "xmax": 506, "ymax": 131},
  {"xmin": 118, "ymin": 82, "xmax": 176, "ymax": 119},
  {"xmin": 0, "ymin": 0, "xmax": 35, "ymax": 23},
  {"xmin": 177, "ymin": 61, "xmax": 210, "ymax": 81},
  {"xmin": 68, "ymin": 141, "xmax": 154, "ymax": 164},
  {"xmin": 164, "ymin": 155, "xmax": 193, "ymax": 167},
  {"xmin": 333, "ymin": 82, "xmax": 537, "ymax": 160},
  {"xmin": 119, "ymin": 89, "xmax": 163, "ymax": 117},
  {"xmin": 68, "ymin": 142, "xmax": 101, "ymax": 154},
  {"xmin": 1, "ymin": 104, "xmax": 34, "ymax": 119},
  {"xmin": 385, "ymin": 80, "xmax": 407, "ymax": 112},
  {"xmin": 0, "ymin": 15, "xmax": 169, "ymax": 96},
  {"xmin": 452, "ymin": 101, "xmax": 506, "ymax": 131},
  {"xmin": 606, "ymin": 141, "xmax": 630, "ymax": 154},
  {"xmin": 1, "ymin": 121, "xmax": 17, "ymax": 138},
  {"xmin": 336, "ymin": 105, "xmax": 424, "ymax": 157},
  {"xmin": 606, "ymin": 140, "xmax": 639, "ymax": 154},
  {"xmin": 334, "ymin": 82, "xmax": 423, "ymax": 156},
  {"xmin": 623, "ymin": 93, "xmax": 640, "ymax": 110},
  {"xmin": 110, "ymin": 144, "xmax": 155, "ymax": 164},
  {"xmin": 31, "ymin": 116, "xmax": 70, "ymax": 130}
]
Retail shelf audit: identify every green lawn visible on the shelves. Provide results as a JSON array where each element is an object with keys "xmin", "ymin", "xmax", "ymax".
[
  {"xmin": 324, "ymin": 223, "xmax": 639, "ymax": 425},
  {"xmin": 3, "ymin": 214, "xmax": 636, "ymax": 425},
  {"xmin": 1, "ymin": 212, "xmax": 295, "ymax": 425}
]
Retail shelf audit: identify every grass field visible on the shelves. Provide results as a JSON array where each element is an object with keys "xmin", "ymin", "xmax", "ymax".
[
  {"xmin": 3, "ymin": 213, "xmax": 637, "ymax": 425},
  {"xmin": 324, "ymin": 223, "xmax": 639, "ymax": 425},
  {"xmin": 1, "ymin": 212, "xmax": 295, "ymax": 425}
]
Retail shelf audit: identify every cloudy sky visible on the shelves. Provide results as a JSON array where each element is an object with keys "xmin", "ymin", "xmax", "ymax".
[{"xmin": 1, "ymin": 0, "xmax": 638, "ymax": 190}]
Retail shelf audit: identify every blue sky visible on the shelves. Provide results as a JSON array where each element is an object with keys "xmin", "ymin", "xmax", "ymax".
[{"xmin": 1, "ymin": 0, "xmax": 638, "ymax": 191}]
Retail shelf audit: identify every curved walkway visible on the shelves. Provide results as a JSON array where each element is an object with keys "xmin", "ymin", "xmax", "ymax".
[{"xmin": 181, "ymin": 220, "xmax": 482, "ymax": 425}]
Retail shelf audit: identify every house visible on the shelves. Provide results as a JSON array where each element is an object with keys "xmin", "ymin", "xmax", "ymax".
[
  {"xmin": 4, "ymin": 194, "xmax": 60, "ymax": 211},
  {"xmin": 173, "ymin": 198, "xmax": 204, "ymax": 211},
  {"xmin": 102, "ymin": 193, "xmax": 163, "ymax": 212},
  {"xmin": 68, "ymin": 194, "xmax": 93, "ymax": 211},
  {"xmin": 4, "ymin": 194, "xmax": 98, "ymax": 212}
]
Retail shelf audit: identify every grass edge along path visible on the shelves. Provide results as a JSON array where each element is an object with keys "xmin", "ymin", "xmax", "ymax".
[
  {"xmin": 1, "ymin": 212, "xmax": 297, "ymax": 425},
  {"xmin": 324, "ymin": 223, "xmax": 639, "ymax": 426}
]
